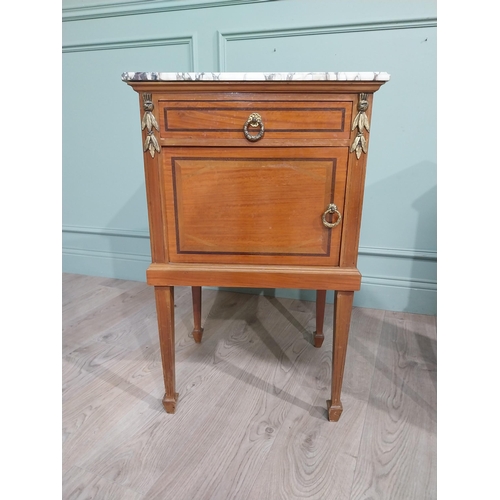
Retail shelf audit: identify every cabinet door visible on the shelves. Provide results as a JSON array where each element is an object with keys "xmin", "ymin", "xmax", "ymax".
[{"xmin": 161, "ymin": 147, "xmax": 348, "ymax": 266}]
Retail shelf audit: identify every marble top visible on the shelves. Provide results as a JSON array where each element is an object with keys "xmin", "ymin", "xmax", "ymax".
[{"xmin": 122, "ymin": 71, "xmax": 390, "ymax": 82}]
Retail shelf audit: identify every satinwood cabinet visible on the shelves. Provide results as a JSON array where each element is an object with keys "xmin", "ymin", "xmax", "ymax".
[{"xmin": 122, "ymin": 71, "xmax": 389, "ymax": 421}]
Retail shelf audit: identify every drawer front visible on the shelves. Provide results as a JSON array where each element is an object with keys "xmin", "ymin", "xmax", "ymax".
[
  {"xmin": 158, "ymin": 97, "xmax": 352, "ymax": 146},
  {"xmin": 161, "ymin": 147, "xmax": 348, "ymax": 266}
]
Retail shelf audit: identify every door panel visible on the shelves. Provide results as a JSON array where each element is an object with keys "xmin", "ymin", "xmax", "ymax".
[{"xmin": 161, "ymin": 147, "xmax": 348, "ymax": 266}]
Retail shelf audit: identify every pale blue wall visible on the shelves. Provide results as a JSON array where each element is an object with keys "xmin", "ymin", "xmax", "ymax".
[{"xmin": 62, "ymin": 0, "xmax": 437, "ymax": 314}]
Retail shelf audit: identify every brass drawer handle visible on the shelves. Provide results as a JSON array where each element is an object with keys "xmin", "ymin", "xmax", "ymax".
[
  {"xmin": 322, "ymin": 203, "xmax": 342, "ymax": 228},
  {"xmin": 243, "ymin": 113, "xmax": 265, "ymax": 141}
]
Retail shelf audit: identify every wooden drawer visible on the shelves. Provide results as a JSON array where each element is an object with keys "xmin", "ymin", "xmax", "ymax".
[
  {"xmin": 158, "ymin": 96, "xmax": 352, "ymax": 146},
  {"xmin": 160, "ymin": 147, "xmax": 348, "ymax": 266}
]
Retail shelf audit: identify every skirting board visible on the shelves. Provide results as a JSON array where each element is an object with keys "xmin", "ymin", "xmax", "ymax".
[
  {"xmin": 63, "ymin": 249, "xmax": 436, "ymax": 315},
  {"xmin": 63, "ymin": 248, "xmax": 150, "ymax": 282},
  {"xmin": 215, "ymin": 283, "xmax": 436, "ymax": 316}
]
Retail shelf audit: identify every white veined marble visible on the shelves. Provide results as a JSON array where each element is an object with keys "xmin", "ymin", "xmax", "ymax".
[{"xmin": 121, "ymin": 71, "xmax": 390, "ymax": 82}]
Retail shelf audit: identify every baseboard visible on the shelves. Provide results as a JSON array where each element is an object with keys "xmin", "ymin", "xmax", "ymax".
[
  {"xmin": 62, "ymin": 247, "xmax": 149, "ymax": 282},
  {"xmin": 215, "ymin": 276, "xmax": 436, "ymax": 316},
  {"xmin": 62, "ymin": 247, "xmax": 436, "ymax": 314}
]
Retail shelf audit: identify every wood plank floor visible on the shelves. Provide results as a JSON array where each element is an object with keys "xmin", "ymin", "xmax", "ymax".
[{"xmin": 62, "ymin": 273, "xmax": 436, "ymax": 500}]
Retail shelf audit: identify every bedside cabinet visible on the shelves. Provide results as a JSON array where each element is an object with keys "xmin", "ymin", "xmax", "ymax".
[{"xmin": 122, "ymin": 72, "xmax": 389, "ymax": 421}]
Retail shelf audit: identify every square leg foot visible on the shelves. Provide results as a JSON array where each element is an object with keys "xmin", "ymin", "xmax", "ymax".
[
  {"xmin": 162, "ymin": 393, "xmax": 179, "ymax": 413},
  {"xmin": 192, "ymin": 328, "xmax": 204, "ymax": 343},
  {"xmin": 327, "ymin": 400, "xmax": 343, "ymax": 422},
  {"xmin": 313, "ymin": 332, "xmax": 324, "ymax": 348}
]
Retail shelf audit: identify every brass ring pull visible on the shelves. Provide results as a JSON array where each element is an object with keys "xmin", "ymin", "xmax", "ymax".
[
  {"xmin": 243, "ymin": 113, "xmax": 265, "ymax": 141},
  {"xmin": 322, "ymin": 203, "xmax": 342, "ymax": 228}
]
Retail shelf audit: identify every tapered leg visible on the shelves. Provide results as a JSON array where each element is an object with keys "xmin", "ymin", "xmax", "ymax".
[
  {"xmin": 327, "ymin": 290, "xmax": 354, "ymax": 422},
  {"xmin": 191, "ymin": 286, "xmax": 204, "ymax": 343},
  {"xmin": 154, "ymin": 286, "xmax": 178, "ymax": 413},
  {"xmin": 314, "ymin": 289, "xmax": 327, "ymax": 347}
]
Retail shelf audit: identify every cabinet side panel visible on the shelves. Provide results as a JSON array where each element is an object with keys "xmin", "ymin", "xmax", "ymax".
[
  {"xmin": 140, "ymin": 92, "xmax": 167, "ymax": 263},
  {"xmin": 340, "ymin": 93, "xmax": 373, "ymax": 268}
]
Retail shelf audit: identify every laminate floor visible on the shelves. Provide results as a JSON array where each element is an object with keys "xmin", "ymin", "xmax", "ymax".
[{"xmin": 62, "ymin": 273, "xmax": 436, "ymax": 500}]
